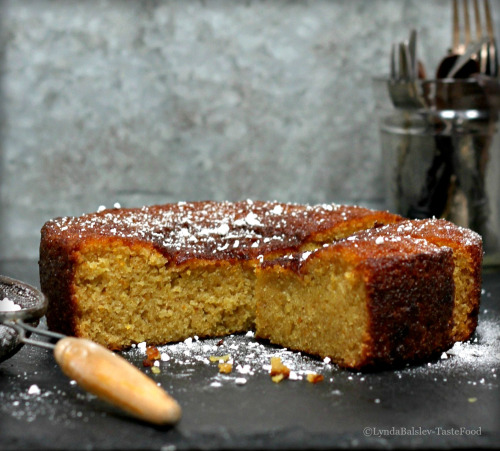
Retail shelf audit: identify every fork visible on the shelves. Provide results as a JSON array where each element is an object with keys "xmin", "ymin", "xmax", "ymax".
[
  {"xmin": 437, "ymin": 0, "xmax": 498, "ymax": 78},
  {"xmin": 388, "ymin": 32, "xmax": 426, "ymax": 108},
  {"xmin": 436, "ymin": 0, "xmax": 476, "ymax": 77},
  {"xmin": 462, "ymin": 0, "xmax": 497, "ymax": 76}
]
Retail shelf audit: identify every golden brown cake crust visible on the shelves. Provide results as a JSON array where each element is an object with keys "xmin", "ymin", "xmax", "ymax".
[
  {"xmin": 356, "ymin": 219, "xmax": 482, "ymax": 364},
  {"xmin": 397, "ymin": 218, "xmax": 483, "ymax": 342},
  {"xmin": 263, "ymin": 218, "xmax": 482, "ymax": 274},
  {"xmin": 39, "ymin": 231, "xmax": 80, "ymax": 337}
]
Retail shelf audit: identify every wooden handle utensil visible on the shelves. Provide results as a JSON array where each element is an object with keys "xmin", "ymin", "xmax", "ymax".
[{"xmin": 54, "ymin": 337, "xmax": 182, "ymax": 425}]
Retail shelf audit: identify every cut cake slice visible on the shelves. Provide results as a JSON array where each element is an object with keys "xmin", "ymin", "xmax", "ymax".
[{"xmin": 255, "ymin": 219, "xmax": 482, "ymax": 370}]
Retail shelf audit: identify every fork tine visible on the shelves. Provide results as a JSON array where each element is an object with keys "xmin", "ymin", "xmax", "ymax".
[
  {"xmin": 453, "ymin": 0, "xmax": 472, "ymax": 54},
  {"xmin": 408, "ymin": 29, "xmax": 418, "ymax": 80},
  {"xmin": 487, "ymin": 41, "xmax": 498, "ymax": 76},
  {"xmin": 398, "ymin": 42, "xmax": 409, "ymax": 79},
  {"xmin": 463, "ymin": 0, "xmax": 472, "ymax": 49},
  {"xmin": 473, "ymin": 0, "xmax": 482, "ymax": 41},
  {"xmin": 453, "ymin": 0, "xmax": 461, "ymax": 53},
  {"xmin": 472, "ymin": 0, "xmax": 489, "ymax": 73},
  {"xmin": 390, "ymin": 43, "xmax": 398, "ymax": 80},
  {"xmin": 482, "ymin": 0, "xmax": 498, "ymax": 76},
  {"xmin": 484, "ymin": 0, "xmax": 494, "ymax": 39}
]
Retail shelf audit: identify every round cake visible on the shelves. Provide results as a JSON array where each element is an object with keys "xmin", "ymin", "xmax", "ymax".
[{"xmin": 39, "ymin": 200, "xmax": 482, "ymax": 369}]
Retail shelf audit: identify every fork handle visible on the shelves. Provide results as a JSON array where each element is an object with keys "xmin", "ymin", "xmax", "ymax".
[{"xmin": 54, "ymin": 337, "xmax": 182, "ymax": 425}]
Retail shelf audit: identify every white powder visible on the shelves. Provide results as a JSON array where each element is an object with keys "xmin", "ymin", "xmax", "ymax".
[
  {"xmin": 0, "ymin": 297, "xmax": 21, "ymax": 312},
  {"xmin": 445, "ymin": 318, "xmax": 500, "ymax": 366},
  {"xmin": 28, "ymin": 385, "xmax": 41, "ymax": 395},
  {"xmin": 271, "ymin": 205, "xmax": 283, "ymax": 215},
  {"xmin": 242, "ymin": 212, "xmax": 263, "ymax": 227},
  {"xmin": 399, "ymin": 315, "xmax": 500, "ymax": 389},
  {"xmin": 0, "ymin": 379, "xmax": 99, "ymax": 425},
  {"xmin": 127, "ymin": 332, "xmax": 334, "ymax": 388},
  {"xmin": 300, "ymin": 251, "xmax": 312, "ymax": 261}
]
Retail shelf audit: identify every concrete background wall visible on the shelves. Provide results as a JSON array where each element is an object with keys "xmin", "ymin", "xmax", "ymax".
[{"xmin": 1, "ymin": 0, "xmax": 499, "ymax": 259}]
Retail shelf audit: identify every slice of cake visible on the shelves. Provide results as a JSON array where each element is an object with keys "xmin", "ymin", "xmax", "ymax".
[
  {"xmin": 255, "ymin": 219, "xmax": 482, "ymax": 369},
  {"xmin": 39, "ymin": 200, "xmax": 402, "ymax": 351}
]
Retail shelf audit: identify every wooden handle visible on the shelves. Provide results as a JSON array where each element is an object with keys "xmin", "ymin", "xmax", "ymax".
[{"xmin": 54, "ymin": 337, "xmax": 181, "ymax": 425}]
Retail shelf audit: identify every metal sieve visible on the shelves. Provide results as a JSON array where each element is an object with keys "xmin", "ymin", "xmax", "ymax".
[
  {"xmin": 0, "ymin": 275, "xmax": 181, "ymax": 425},
  {"xmin": 0, "ymin": 275, "xmax": 55, "ymax": 362}
]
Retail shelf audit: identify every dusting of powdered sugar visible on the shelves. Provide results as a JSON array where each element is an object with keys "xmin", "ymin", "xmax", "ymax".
[
  {"xmin": 125, "ymin": 331, "xmax": 335, "ymax": 386},
  {"xmin": 123, "ymin": 309, "xmax": 500, "ymax": 389},
  {"xmin": 440, "ymin": 316, "xmax": 500, "ymax": 369},
  {"xmin": 0, "ymin": 370, "xmax": 101, "ymax": 424},
  {"xmin": 47, "ymin": 200, "xmax": 363, "ymax": 263},
  {"xmin": 393, "ymin": 306, "xmax": 500, "ymax": 389}
]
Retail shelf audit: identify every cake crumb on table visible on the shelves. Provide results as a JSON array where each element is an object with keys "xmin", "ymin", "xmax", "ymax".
[
  {"xmin": 306, "ymin": 373, "xmax": 324, "ymax": 384},
  {"xmin": 270, "ymin": 357, "xmax": 290, "ymax": 383},
  {"xmin": 218, "ymin": 363, "xmax": 233, "ymax": 374}
]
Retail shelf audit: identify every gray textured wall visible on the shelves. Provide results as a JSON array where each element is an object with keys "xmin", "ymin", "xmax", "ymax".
[{"xmin": 1, "ymin": 0, "xmax": 499, "ymax": 259}]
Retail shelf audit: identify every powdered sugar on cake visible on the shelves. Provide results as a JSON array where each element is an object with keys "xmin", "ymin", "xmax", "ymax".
[{"xmin": 46, "ymin": 200, "xmax": 379, "ymax": 264}]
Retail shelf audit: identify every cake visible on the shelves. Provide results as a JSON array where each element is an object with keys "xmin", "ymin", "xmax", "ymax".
[
  {"xmin": 255, "ymin": 219, "xmax": 482, "ymax": 370},
  {"xmin": 39, "ymin": 200, "xmax": 482, "ymax": 369}
]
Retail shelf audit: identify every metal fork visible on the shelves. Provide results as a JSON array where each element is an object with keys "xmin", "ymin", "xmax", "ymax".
[
  {"xmin": 390, "ymin": 30, "xmax": 418, "ymax": 82},
  {"xmin": 437, "ymin": 0, "xmax": 476, "ymax": 77},
  {"xmin": 445, "ymin": 0, "xmax": 498, "ymax": 78},
  {"xmin": 388, "ymin": 31, "xmax": 426, "ymax": 108},
  {"xmin": 465, "ymin": 0, "xmax": 497, "ymax": 76}
]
